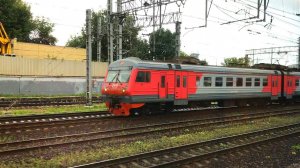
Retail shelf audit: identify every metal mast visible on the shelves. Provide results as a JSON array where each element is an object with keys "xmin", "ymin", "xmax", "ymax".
[
  {"xmin": 117, "ymin": 0, "xmax": 123, "ymax": 60},
  {"xmin": 86, "ymin": 9, "xmax": 92, "ymax": 106},
  {"xmin": 107, "ymin": 0, "xmax": 113, "ymax": 64}
]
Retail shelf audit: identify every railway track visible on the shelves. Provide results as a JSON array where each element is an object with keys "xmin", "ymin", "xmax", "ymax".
[
  {"xmin": 0, "ymin": 107, "xmax": 299, "ymax": 159},
  {"xmin": 0, "ymin": 96, "xmax": 102, "ymax": 108},
  {"xmin": 0, "ymin": 111, "xmax": 112, "ymax": 134},
  {"xmin": 73, "ymin": 122, "xmax": 300, "ymax": 168},
  {"xmin": 0, "ymin": 106, "xmax": 236, "ymax": 135},
  {"xmin": 0, "ymin": 105, "xmax": 294, "ymax": 136}
]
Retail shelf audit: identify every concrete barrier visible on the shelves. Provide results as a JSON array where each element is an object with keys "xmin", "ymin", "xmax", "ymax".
[{"xmin": 0, "ymin": 77, "xmax": 103, "ymax": 96}]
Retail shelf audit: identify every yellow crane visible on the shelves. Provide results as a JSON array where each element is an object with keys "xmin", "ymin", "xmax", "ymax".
[{"xmin": 0, "ymin": 22, "xmax": 12, "ymax": 55}]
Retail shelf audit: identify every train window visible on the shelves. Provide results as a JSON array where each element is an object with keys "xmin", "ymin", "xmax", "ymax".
[
  {"xmin": 273, "ymin": 80, "xmax": 279, "ymax": 87},
  {"xmin": 254, "ymin": 78, "xmax": 260, "ymax": 87},
  {"xmin": 288, "ymin": 80, "xmax": 292, "ymax": 87},
  {"xmin": 263, "ymin": 78, "xmax": 268, "ymax": 86},
  {"xmin": 136, "ymin": 72, "xmax": 144, "ymax": 82},
  {"xmin": 161, "ymin": 76, "xmax": 165, "ymax": 88},
  {"xmin": 196, "ymin": 76, "xmax": 201, "ymax": 86},
  {"xmin": 236, "ymin": 78, "xmax": 243, "ymax": 87},
  {"xmin": 177, "ymin": 76, "xmax": 180, "ymax": 87},
  {"xmin": 226, "ymin": 77, "xmax": 233, "ymax": 87},
  {"xmin": 145, "ymin": 72, "xmax": 151, "ymax": 82},
  {"xmin": 246, "ymin": 78, "xmax": 252, "ymax": 87},
  {"xmin": 183, "ymin": 76, "xmax": 187, "ymax": 88},
  {"xmin": 204, "ymin": 77, "xmax": 212, "ymax": 87},
  {"xmin": 136, "ymin": 71, "xmax": 151, "ymax": 82},
  {"xmin": 296, "ymin": 80, "xmax": 300, "ymax": 86},
  {"xmin": 215, "ymin": 77, "xmax": 223, "ymax": 87}
]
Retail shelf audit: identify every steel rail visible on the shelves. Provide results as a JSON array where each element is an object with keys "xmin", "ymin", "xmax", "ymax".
[{"xmin": 0, "ymin": 96, "xmax": 102, "ymax": 108}]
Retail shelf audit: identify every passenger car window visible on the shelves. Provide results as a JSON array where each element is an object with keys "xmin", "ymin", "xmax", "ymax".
[
  {"xmin": 196, "ymin": 76, "xmax": 201, "ymax": 86},
  {"xmin": 204, "ymin": 77, "xmax": 212, "ymax": 87},
  {"xmin": 255, "ymin": 78, "xmax": 260, "ymax": 87},
  {"xmin": 215, "ymin": 77, "xmax": 223, "ymax": 87},
  {"xmin": 263, "ymin": 78, "xmax": 268, "ymax": 86},
  {"xmin": 246, "ymin": 78, "xmax": 252, "ymax": 87},
  {"xmin": 226, "ymin": 77, "xmax": 233, "ymax": 87},
  {"xmin": 288, "ymin": 80, "xmax": 292, "ymax": 87},
  {"xmin": 236, "ymin": 78, "xmax": 243, "ymax": 87},
  {"xmin": 136, "ymin": 71, "xmax": 151, "ymax": 82},
  {"xmin": 176, "ymin": 76, "xmax": 180, "ymax": 87},
  {"xmin": 183, "ymin": 76, "xmax": 187, "ymax": 88},
  {"xmin": 296, "ymin": 80, "xmax": 300, "ymax": 87},
  {"xmin": 161, "ymin": 76, "xmax": 165, "ymax": 88}
]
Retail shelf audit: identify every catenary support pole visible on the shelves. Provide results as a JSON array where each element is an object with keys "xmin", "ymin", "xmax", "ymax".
[
  {"xmin": 152, "ymin": 0, "xmax": 156, "ymax": 60},
  {"xmin": 117, "ymin": 0, "xmax": 122, "ymax": 60},
  {"xmin": 86, "ymin": 9, "xmax": 92, "ymax": 106},
  {"xmin": 298, "ymin": 37, "xmax": 300, "ymax": 69},
  {"xmin": 175, "ymin": 21, "xmax": 181, "ymax": 58},
  {"xmin": 97, "ymin": 16, "xmax": 102, "ymax": 62},
  {"xmin": 107, "ymin": 0, "xmax": 113, "ymax": 64}
]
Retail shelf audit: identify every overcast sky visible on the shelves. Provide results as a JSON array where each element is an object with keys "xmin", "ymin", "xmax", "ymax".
[{"xmin": 23, "ymin": 0, "xmax": 300, "ymax": 65}]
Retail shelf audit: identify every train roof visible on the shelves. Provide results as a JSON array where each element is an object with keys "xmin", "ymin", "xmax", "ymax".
[
  {"xmin": 289, "ymin": 71, "xmax": 300, "ymax": 75},
  {"xmin": 109, "ymin": 57, "xmax": 278, "ymax": 75}
]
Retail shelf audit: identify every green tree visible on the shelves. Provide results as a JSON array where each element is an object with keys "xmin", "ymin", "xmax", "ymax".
[
  {"xmin": 0, "ymin": 0, "xmax": 57, "ymax": 45},
  {"xmin": 179, "ymin": 51, "xmax": 189, "ymax": 57},
  {"xmin": 30, "ymin": 17, "xmax": 57, "ymax": 45},
  {"xmin": 0, "ymin": 0, "xmax": 33, "ymax": 41},
  {"xmin": 66, "ymin": 10, "xmax": 149, "ymax": 61},
  {"xmin": 149, "ymin": 28, "xmax": 176, "ymax": 61},
  {"xmin": 222, "ymin": 57, "xmax": 250, "ymax": 67},
  {"xmin": 67, "ymin": 30, "xmax": 86, "ymax": 48}
]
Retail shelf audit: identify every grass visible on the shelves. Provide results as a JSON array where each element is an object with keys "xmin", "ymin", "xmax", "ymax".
[
  {"xmin": 291, "ymin": 144, "xmax": 300, "ymax": 155},
  {"xmin": 0, "ymin": 135, "xmax": 15, "ymax": 143},
  {"xmin": 1, "ymin": 114, "xmax": 300, "ymax": 168},
  {"xmin": 0, "ymin": 103, "xmax": 107, "ymax": 117}
]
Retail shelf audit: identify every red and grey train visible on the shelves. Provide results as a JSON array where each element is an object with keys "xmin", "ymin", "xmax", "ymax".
[{"xmin": 101, "ymin": 57, "xmax": 300, "ymax": 116}]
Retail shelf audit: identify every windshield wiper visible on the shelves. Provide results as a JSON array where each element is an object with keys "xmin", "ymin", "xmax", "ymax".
[{"xmin": 109, "ymin": 71, "xmax": 119, "ymax": 83}]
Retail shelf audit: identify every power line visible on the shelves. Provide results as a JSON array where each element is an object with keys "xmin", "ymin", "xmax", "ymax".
[{"xmin": 238, "ymin": 0, "xmax": 300, "ymax": 27}]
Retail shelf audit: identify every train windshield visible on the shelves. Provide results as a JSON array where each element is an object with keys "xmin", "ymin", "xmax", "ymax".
[{"xmin": 106, "ymin": 70, "xmax": 131, "ymax": 83}]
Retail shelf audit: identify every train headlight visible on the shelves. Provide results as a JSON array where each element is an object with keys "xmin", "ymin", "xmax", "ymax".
[
  {"xmin": 104, "ymin": 88, "xmax": 107, "ymax": 92},
  {"xmin": 122, "ymin": 88, "xmax": 126, "ymax": 93}
]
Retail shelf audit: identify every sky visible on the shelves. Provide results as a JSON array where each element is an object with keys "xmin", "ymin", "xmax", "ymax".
[{"xmin": 23, "ymin": 0, "xmax": 300, "ymax": 65}]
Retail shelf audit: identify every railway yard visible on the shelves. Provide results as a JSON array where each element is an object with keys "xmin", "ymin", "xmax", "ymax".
[{"xmin": 0, "ymin": 101, "xmax": 299, "ymax": 167}]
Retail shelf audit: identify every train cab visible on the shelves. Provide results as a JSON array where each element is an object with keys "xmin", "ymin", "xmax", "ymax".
[{"xmin": 101, "ymin": 58, "xmax": 146, "ymax": 116}]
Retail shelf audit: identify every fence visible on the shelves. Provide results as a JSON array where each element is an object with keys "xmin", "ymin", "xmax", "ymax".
[
  {"xmin": 0, "ymin": 56, "xmax": 108, "ymax": 77},
  {"xmin": 0, "ymin": 77, "xmax": 103, "ymax": 95},
  {"xmin": 13, "ymin": 41, "xmax": 86, "ymax": 61}
]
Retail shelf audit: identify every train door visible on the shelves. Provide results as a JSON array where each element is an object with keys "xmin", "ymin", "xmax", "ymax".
[
  {"xmin": 286, "ymin": 76, "xmax": 293, "ymax": 99},
  {"xmin": 159, "ymin": 73, "xmax": 167, "ymax": 99},
  {"xmin": 271, "ymin": 74, "xmax": 279, "ymax": 97},
  {"xmin": 174, "ymin": 71, "xmax": 188, "ymax": 105},
  {"xmin": 181, "ymin": 72, "xmax": 188, "ymax": 99}
]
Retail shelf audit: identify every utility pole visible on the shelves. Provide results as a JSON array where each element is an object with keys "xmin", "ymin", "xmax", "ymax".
[
  {"xmin": 298, "ymin": 37, "xmax": 300, "ymax": 69},
  {"xmin": 159, "ymin": 0, "xmax": 162, "ymax": 29},
  {"xmin": 117, "ymin": 0, "xmax": 123, "ymax": 60},
  {"xmin": 175, "ymin": 21, "xmax": 181, "ymax": 58},
  {"xmin": 152, "ymin": 0, "xmax": 156, "ymax": 60},
  {"xmin": 97, "ymin": 16, "xmax": 102, "ymax": 62},
  {"xmin": 107, "ymin": 0, "xmax": 113, "ymax": 64},
  {"xmin": 86, "ymin": 9, "xmax": 92, "ymax": 106}
]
